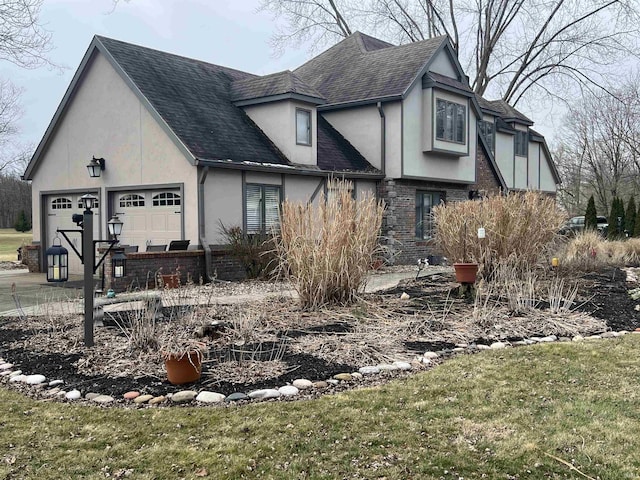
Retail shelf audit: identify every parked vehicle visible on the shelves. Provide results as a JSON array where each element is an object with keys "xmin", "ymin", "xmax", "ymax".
[{"xmin": 559, "ymin": 216, "xmax": 608, "ymax": 236}]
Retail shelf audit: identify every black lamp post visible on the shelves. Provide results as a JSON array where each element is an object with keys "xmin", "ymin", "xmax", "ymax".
[{"xmin": 49, "ymin": 184, "xmax": 124, "ymax": 347}]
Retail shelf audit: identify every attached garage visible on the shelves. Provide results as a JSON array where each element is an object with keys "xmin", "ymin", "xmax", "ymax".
[
  {"xmin": 44, "ymin": 193, "xmax": 101, "ymax": 275},
  {"xmin": 111, "ymin": 189, "xmax": 182, "ymax": 250}
]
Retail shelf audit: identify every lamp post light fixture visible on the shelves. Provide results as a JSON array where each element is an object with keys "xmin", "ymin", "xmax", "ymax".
[
  {"xmin": 86, "ymin": 156, "xmax": 105, "ymax": 178},
  {"xmin": 48, "ymin": 189, "xmax": 124, "ymax": 347},
  {"xmin": 45, "ymin": 237, "xmax": 69, "ymax": 282},
  {"xmin": 112, "ymin": 249, "xmax": 127, "ymax": 278}
]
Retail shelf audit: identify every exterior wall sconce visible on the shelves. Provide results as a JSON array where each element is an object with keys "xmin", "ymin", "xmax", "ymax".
[
  {"xmin": 45, "ymin": 237, "xmax": 68, "ymax": 282},
  {"xmin": 87, "ymin": 156, "xmax": 106, "ymax": 178}
]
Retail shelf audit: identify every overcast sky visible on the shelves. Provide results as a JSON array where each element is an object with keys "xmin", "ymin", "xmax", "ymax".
[{"xmin": 3, "ymin": 0, "xmax": 558, "ymax": 154}]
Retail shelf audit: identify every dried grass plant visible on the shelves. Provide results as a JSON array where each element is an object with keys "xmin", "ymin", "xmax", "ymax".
[
  {"xmin": 547, "ymin": 278, "xmax": 579, "ymax": 314},
  {"xmin": 274, "ymin": 178, "xmax": 385, "ymax": 310},
  {"xmin": 434, "ymin": 192, "xmax": 564, "ymax": 276},
  {"xmin": 561, "ymin": 231, "xmax": 640, "ymax": 271}
]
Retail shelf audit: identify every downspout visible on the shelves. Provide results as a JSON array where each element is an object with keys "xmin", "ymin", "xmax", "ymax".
[
  {"xmin": 198, "ymin": 166, "xmax": 213, "ymax": 281},
  {"xmin": 377, "ymin": 102, "xmax": 386, "ymax": 176}
]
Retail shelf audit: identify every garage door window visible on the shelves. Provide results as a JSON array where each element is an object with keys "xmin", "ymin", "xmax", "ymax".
[
  {"xmin": 51, "ymin": 198, "xmax": 72, "ymax": 209},
  {"xmin": 245, "ymin": 184, "xmax": 281, "ymax": 234},
  {"xmin": 119, "ymin": 194, "xmax": 145, "ymax": 207},
  {"xmin": 152, "ymin": 192, "xmax": 180, "ymax": 206}
]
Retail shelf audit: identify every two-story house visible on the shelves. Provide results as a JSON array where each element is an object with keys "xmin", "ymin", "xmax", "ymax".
[{"xmin": 22, "ymin": 32, "xmax": 559, "ymax": 276}]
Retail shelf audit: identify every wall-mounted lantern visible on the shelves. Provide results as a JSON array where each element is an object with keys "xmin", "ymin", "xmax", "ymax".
[
  {"xmin": 45, "ymin": 237, "xmax": 68, "ymax": 282},
  {"xmin": 86, "ymin": 156, "xmax": 106, "ymax": 178}
]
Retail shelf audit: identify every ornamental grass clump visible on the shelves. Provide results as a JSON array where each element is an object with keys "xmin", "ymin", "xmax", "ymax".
[
  {"xmin": 433, "ymin": 191, "xmax": 564, "ymax": 277},
  {"xmin": 275, "ymin": 178, "xmax": 384, "ymax": 310}
]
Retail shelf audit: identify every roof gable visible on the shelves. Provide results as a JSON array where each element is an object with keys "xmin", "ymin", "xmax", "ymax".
[{"xmin": 231, "ymin": 70, "xmax": 325, "ymax": 105}]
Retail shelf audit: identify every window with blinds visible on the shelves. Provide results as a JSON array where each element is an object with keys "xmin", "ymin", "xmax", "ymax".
[
  {"xmin": 415, "ymin": 191, "xmax": 442, "ymax": 239},
  {"xmin": 245, "ymin": 184, "xmax": 281, "ymax": 234}
]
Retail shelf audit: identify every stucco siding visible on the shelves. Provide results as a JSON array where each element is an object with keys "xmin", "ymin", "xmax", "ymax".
[
  {"xmin": 429, "ymin": 50, "xmax": 458, "ymax": 78},
  {"xmin": 30, "ymin": 51, "xmax": 197, "ymax": 243},
  {"xmin": 203, "ymin": 169, "xmax": 243, "ymax": 243},
  {"xmin": 528, "ymin": 142, "xmax": 541, "ymax": 188},
  {"xmin": 539, "ymin": 148, "xmax": 557, "ymax": 192},
  {"xmin": 495, "ymin": 131, "xmax": 514, "ymax": 189},
  {"xmin": 243, "ymin": 100, "xmax": 317, "ymax": 166},
  {"xmin": 285, "ymin": 176, "xmax": 323, "ymax": 205},
  {"xmin": 355, "ymin": 180, "xmax": 378, "ymax": 200},
  {"xmin": 406, "ymin": 85, "xmax": 475, "ymax": 182},
  {"xmin": 322, "ymin": 105, "xmax": 382, "ymax": 170}
]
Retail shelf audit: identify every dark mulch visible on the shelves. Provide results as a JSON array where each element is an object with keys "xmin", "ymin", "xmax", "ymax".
[{"xmin": 1, "ymin": 266, "xmax": 638, "ymax": 404}]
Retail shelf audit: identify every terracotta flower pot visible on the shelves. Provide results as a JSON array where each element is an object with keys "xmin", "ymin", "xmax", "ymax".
[
  {"xmin": 164, "ymin": 350, "xmax": 202, "ymax": 385},
  {"xmin": 453, "ymin": 262, "xmax": 478, "ymax": 284},
  {"xmin": 160, "ymin": 274, "xmax": 180, "ymax": 289}
]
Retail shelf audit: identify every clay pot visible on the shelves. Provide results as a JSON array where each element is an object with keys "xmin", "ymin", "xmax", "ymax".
[
  {"xmin": 160, "ymin": 274, "xmax": 180, "ymax": 289},
  {"xmin": 164, "ymin": 350, "xmax": 202, "ymax": 385},
  {"xmin": 453, "ymin": 263, "xmax": 479, "ymax": 284}
]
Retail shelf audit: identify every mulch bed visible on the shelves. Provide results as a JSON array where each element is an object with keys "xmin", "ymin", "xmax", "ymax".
[{"xmin": 0, "ymin": 267, "xmax": 638, "ymax": 404}]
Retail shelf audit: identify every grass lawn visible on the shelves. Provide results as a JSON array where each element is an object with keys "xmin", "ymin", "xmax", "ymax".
[
  {"xmin": 0, "ymin": 228, "xmax": 31, "ymax": 261},
  {"xmin": 1, "ymin": 336, "xmax": 640, "ymax": 479}
]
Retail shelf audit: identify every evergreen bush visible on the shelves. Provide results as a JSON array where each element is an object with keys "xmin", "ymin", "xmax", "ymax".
[
  {"xmin": 625, "ymin": 197, "xmax": 636, "ymax": 237},
  {"xmin": 584, "ymin": 195, "xmax": 597, "ymax": 231},
  {"xmin": 14, "ymin": 210, "xmax": 31, "ymax": 232}
]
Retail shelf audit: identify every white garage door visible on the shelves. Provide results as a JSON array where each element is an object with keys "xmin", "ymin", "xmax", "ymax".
[
  {"xmin": 46, "ymin": 194, "xmax": 101, "ymax": 275},
  {"xmin": 113, "ymin": 190, "xmax": 182, "ymax": 250}
]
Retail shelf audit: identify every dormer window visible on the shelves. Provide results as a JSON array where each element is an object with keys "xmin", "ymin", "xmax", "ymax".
[
  {"xmin": 436, "ymin": 99, "xmax": 466, "ymax": 144},
  {"xmin": 296, "ymin": 108, "xmax": 311, "ymax": 146}
]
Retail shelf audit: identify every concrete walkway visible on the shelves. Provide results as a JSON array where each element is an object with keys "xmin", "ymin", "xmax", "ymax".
[{"xmin": 0, "ymin": 266, "xmax": 452, "ymax": 317}]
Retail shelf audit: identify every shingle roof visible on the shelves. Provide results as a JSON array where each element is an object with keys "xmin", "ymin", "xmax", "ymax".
[
  {"xmin": 231, "ymin": 70, "xmax": 325, "ymax": 103},
  {"xmin": 317, "ymin": 115, "xmax": 379, "ymax": 173},
  {"xmin": 96, "ymin": 36, "xmax": 291, "ymax": 165},
  {"xmin": 295, "ymin": 32, "xmax": 447, "ymax": 105},
  {"xmin": 424, "ymin": 72, "xmax": 473, "ymax": 93},
  {"xmin": 479, "ymin": 98, "xmax": 532, "ymax": 124}
]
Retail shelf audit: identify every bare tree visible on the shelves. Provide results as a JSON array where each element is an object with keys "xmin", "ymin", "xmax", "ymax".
[
  {"xmin": 557, "ymin": 80, "xmax": 640, "ymax": 215},
  {"xmin": 0, "ymin": 0, "xmax": 52, "ymax": 69},
  {"xmin": 260, "ymin": 0, "xmax": 640, "ymax": 107}
]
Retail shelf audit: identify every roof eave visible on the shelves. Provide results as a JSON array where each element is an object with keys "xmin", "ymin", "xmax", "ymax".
[
  {"xmin": 317, "ymin": 94, "xmax": 403, "ymax": 111},
  {"xmin": 195, "ymin": 158, "xmax": 384, "ymax": 178},
  {"xmin": 233, "ymin": 92, "xmax": 326, "ymax": 107}
]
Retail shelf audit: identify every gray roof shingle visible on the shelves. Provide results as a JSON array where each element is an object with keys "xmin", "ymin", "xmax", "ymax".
[
  {"xmin": 231, "ymin": 70, "xmax": 325, "ymax": 103},
  {"xmin": 97, "ymin": 36, "xmax": 291, "ymax": 165},
  {"xmin": 295, "ymin": 32, "xmax": 447, "ymax": 105}
]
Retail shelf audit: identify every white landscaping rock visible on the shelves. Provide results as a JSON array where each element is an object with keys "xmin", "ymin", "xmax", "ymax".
[
  {"xmin": 572, "ymin": 335, "xmax": 584, "ymax": 342},
  {"xmin": 476, "ymin": 345, "xmax": 491, "ymax": 350},
  {"xmin": 9, "ymin": 375, "xmax": 26, "ymax": 383},
  {"xmin": 421, "ymin": 357, "xmax": 432, "ymax": 365},
  {"xmin": 25, "ymin": 374, "xmax": 46, "ymax": 385},
  {"xmin": 490, "ymin": 342, "xmax": 506, "ymax": 349},
  {"xmin": 65, "ymin": 390, "xmax": 81, "ymax": 400},
  {"xmin": 538, "ymin": 336, "xmax": 557, "ymax": 343},
  {"xmin": 8, "ymin": 370, "xmax": 22, "ymax": 378},
  {"xmin": 170, "ymin": 390, "xmax": 198, "ymax": 403},
  {"xmin": 292, "ymin": 379, "xmax": 313, "ymax": 390},
  {"xmin": 196, "ymin": 391, "xmax": 226, "ymax": 403},
  {"xmin": 92, "ymin": 395, "xmax": 115, "ymax": 404},
  {"xmin": 392, "ymin": 361, "xmax": 412, "ymax": 371},
  {"xmin": 278, "ymin": 385, "xmax": 299, "ymax": 397},
  {"xmin": 48, "ymin": 380, "xmax": 64, "ymax": 387},
  {"xmin": 359, "ymin": 366, "xmax": 380, "ymax": 375},
  {"xmin": 423, "ymin": 352, "xmax": 439, "ymax": 359},
  {"xmin": 377, "ymin": 364, "xmax": 399, "ymax": 371},
  {"xmin": 0, "ymin": 363, "xmax": 14, "ymax": 370},
  {"xmin": 248, "ymin": 389, "xmax": 281, "ymax": 400}
]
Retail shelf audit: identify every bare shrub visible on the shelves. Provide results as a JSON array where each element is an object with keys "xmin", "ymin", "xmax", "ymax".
[
  {"xmin": 218, "ymin": 222, "xmax": 277, "ymax": 279},
  {"xmin": 562, "ymin": 231, "xmax": 623, "ymax": 271},
  {"xmin": 274, "ymin": 178, "xmax": 385, "ymax": 309},
  {"xmin": 547, "ymin": 278, "xmax": 579, "ymax": 314},
  {"xmin": 434, "ymin": 192, "xmax": 564, "ymax": 276},
  {"xmin": 492, "ymin": 259, "xmax": 539, "ymax": 314}
]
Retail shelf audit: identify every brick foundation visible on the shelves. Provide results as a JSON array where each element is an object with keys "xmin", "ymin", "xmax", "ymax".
[
  {"xmin": 103, "ymin": 250, "xmax": 207, "ymax": 292},
  {"xmin": 23, "ymin": 244, "xmax": 41, "ymax": 272},
  {"xmin": 378, "ymin": 178, "xmax": 469, "ymax": 264}
]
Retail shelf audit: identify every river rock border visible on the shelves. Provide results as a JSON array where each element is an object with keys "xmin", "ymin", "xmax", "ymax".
[{"xmin": 0, "ymin": 331, "xmax": 636, "ymax": 407}]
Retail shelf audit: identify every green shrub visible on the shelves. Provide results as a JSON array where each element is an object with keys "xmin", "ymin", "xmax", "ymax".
[
  {"xmin": 14, "ymin": 210, "xmax": 31, "ymax": 232},
  {"xmin": 608, "ymin": 197, "xmax": 625, "ymax": 239},
  {"xmin": 626, "ymin": 197, "xmax": 636, "ymax": 237},
  {"xmin": 584, "ymin": 195, "xmax": 597, "ymax": 230}
]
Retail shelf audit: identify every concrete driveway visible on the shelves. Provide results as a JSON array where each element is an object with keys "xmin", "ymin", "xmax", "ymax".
[
  {"xmin": 0, "ymin": 268, "xmax": 84, "ymax": 316},
  {"xmin": 0, "ymin": 265, "xmax": 452, "ymax": 317}
]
